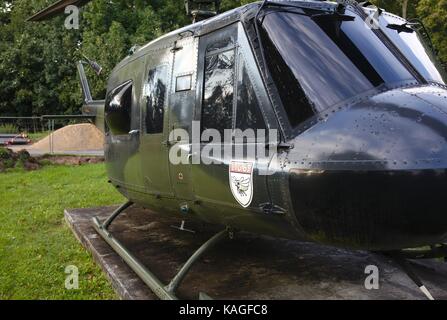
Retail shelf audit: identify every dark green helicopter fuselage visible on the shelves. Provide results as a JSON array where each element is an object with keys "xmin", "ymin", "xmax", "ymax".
[{"xmin": 83, "ymin": 1, "xmax": 447, "ymax": 251}]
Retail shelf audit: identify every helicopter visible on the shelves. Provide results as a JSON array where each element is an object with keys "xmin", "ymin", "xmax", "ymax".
[{"xmin": 28, "ymin": 0, "xmax": 447, "ymax": 300}]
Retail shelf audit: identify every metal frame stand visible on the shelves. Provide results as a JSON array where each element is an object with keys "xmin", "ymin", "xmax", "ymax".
[{"xmin": 92, "ymin": 201, "xmax": 229, "ymax": 300}]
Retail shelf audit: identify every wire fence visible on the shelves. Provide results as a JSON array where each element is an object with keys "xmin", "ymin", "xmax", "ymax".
[
  {"xmin": 0, "ymin": 117, "xmax": 43, "ymax": 134},
  {"xmin": 0, "ymin": 116, "xmax": 94, "ymax": 134},
  {"xmin": 0, "ymin": 115, "xmax": 96, "ymax": 154}
]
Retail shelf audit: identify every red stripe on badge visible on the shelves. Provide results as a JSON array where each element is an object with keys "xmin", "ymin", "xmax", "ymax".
[{"xmin": 230, "ymin": 162, "xmax": 253, "ymax": 174}]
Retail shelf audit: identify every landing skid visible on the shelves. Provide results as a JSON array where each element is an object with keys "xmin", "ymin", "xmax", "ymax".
[
  {"xmin": 381, "ymin": 250, "xmax": 445, "ymax": 300},
  {"xmin": 92, "ymin": 201, "xmax": 229, "ymax": 300},
  {"xmin": 93, "ymin": 202, "xmax": 445, "ymax": 300},
  {"xmin": 399, "ymin": 244, "xmax": 447, "ymax": 261}
]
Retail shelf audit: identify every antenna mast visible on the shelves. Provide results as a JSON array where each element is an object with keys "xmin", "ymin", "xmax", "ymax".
[{"xmin": 185, "ymin": 0, "xmax": 221, "ymax": 23}]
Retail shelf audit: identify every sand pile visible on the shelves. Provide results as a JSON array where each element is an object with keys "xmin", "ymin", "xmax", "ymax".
[{"xmin": 30, "ymin": 123, "xmax": 104, "ymax": 152}]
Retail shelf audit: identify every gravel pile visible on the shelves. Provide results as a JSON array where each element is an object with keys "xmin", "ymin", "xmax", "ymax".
[{"xmin": 29, "ymin": 123, "xmax": 104, "ymax": 153}]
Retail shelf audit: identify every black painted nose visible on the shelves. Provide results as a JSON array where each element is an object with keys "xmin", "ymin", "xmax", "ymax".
[
  {"xmin": 289, "ymin": 168, "xmax": 447, "ymax": 251},
  {"xmin": 287, "ymin": 85, "xmax": 447, "ymax": 250}
]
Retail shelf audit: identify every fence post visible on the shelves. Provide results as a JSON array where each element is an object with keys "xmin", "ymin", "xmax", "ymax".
[{"xmin": 51, "ymin": 119, "xmax": 55, "ymax": 154}]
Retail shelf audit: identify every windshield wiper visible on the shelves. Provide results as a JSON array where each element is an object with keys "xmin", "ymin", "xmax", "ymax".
[
  {"xmin": 387, "ymin": 22, "xmax": 417, "ymax": 34},
  {"xmin": 310, "ymin": 7, "xmax": 355, "ymax": 38},
  {"xmin": 408, "ymin": 18, "xmax": 436, "ymax": 53},
  {"xmin": 388, "ymin": 18, "xmax": 437, "ymax": 55}
]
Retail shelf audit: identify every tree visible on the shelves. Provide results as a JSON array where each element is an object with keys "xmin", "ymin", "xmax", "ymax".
[
  {"xmin": 0, "ymin": 0, "xmax": 80, "ymax": 116},
  {"xmin": 371, "ymin": 0, "xmax": 446, "ymax": 66},
  {"xmin": 371, "ymin": 0, "xmax": 419, "ymax": 18},
  {"xmin": 417, "ymin": 0, "xmax": 447, "ymax": 64},
  {"xmin": 0, "ymin": 0, "xmax": 166, "ymax": 115},
  {"xmin": 0, "ymin": 0, "xmax": 445, "ymax": 118}
]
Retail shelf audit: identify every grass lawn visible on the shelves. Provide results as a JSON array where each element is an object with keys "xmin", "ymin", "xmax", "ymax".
[
  {"xmin": 0, "ymin": 163, "xmax": 124, "ymax": 299},
  {"xmin": 28, "ymin": 131, "xmax": 50, "ymax": 143}
]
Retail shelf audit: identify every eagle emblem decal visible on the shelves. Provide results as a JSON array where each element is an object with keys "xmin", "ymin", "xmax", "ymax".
[{"xmin": 229, "ymin": 161, "xmax": 254, "ymax": 208}]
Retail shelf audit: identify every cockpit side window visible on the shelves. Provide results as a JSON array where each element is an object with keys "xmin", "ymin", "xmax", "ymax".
[
  {"xmin": 201, "ymin": 48, "xmax": 236, "ymax": 139},
  {"xmin": 260, "ymin": 22, "xmax": 315, "ymax": 129},
  {"xmin": 105, "ymin": 80, "xmax": 133, "ymax": 136},
  {"xmin": 235, "ymin": 54, "xmax": 266, "ymax": 131},
  {"xmin": 144, "ymin": 65, "xmax": 168, "ymax": 134}
]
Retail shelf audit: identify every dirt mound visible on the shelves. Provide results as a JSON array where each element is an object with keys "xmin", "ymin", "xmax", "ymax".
[
  {"xmin": 0, "ymin": 148, "xmax": 40, "ymax": 172},
  {"xmin": 40, "ymin": 155, "xmax": 104, "ymax": 166},
  {"xmin": 0, "ymin": 147, "xmax": 105, "ymax": 173},
  {"xmin": 30, "ymin": 123, "xmax": 104, "ymax": 152}
]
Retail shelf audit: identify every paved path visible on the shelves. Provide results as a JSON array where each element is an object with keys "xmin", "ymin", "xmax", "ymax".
[{"xmin": 8, "ymin": 145, "xmax": 104, "ymax": 157}]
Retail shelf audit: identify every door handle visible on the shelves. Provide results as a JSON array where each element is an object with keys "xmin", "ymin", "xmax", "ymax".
[
  {"xmin": 187, "ymin": 152, "xmax": 197, "ymax": 163},
  {"xmin": 162, "ymin": 136, "xmax": 182, "ymax": 146},
  {"xmin": 265, "ymin": 142, "xmax": 294, "ymax": 150}
]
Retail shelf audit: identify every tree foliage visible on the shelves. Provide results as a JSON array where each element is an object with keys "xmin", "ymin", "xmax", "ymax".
[
  {"xmin": 417, "ymin": 0, "xmax": 447, "ymax": 63},
  {"xmin": 371, "ymin": 0, "xmax": 418, "ymax": 18},
  {"xmin": 0, "ymin": 0, "xmax": 445, "ymax": 117}
]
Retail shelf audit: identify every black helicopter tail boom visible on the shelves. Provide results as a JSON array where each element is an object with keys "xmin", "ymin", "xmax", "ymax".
[
  {"xmin": 77, "ymin": 62, "xmax": 92, "ymax": 104},
  {"xmin": 77, "ymin": 60, "xmax": 105, "ymax": 132}
]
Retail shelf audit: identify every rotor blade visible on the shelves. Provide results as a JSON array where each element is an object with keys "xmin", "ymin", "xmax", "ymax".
[{"xmin": 27, "ymin": 0, "xmax": 93, "ymax": 21}]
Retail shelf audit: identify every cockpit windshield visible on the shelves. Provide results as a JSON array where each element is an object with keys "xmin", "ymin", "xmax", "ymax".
[
  {"xmin": 258, "ymin": 5, "xmax": 445, "ymax": 129},
  {"xmin": 375, "ymin": 9, "xmax": 447, "ymax": 85}
]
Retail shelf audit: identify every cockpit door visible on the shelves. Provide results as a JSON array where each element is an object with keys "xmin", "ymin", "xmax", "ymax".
[
  {"xmin": 140, "ymin": 49, "xmax": 174, "ymax": 197},
  {"xmin": 192, "ymin": 23, "xmax": 277, "ymax": 214},
  {"xmin": 166, "ymin": 37, "xmax": 199, "ymax": 200}
]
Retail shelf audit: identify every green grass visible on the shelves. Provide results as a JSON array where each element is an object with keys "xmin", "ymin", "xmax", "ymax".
[
  {"xmin": 0, "ymin": 124, "xmax": 19, "ymax": 134},
  {"xmin": 28, "ymin": 131, "xmax": 50, "ymax": 142},
  {"xmin": 0, "ymin": 163, "xmax": 124, "ymax": 299}
]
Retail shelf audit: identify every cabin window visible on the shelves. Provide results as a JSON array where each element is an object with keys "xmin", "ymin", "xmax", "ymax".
[
  {"xmin": 105, "ymin": 80, "xmax": 132, "ymax": 136},
  {"xmin": 206, "ymin": 37, "xmax": 235, "ymax": 55},
  {"xmin": 235, "ymin": 58, "xmax": 266, "ymax": 131},
  {"xmin": 201, "ymin": 49, "xmax": 235, "ymax": 139},
  {"xmin": 144, "ymin": 65, "xmax": 168, "ymax": 134}
]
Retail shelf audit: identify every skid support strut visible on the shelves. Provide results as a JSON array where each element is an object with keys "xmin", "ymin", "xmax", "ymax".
[
  {"xmin": 388, "ymin": 252, "xmax": 435, "ymax": 300},
  {"xmin": 92, "ymin": 201, "xmax": 229, "ymax": 300}
]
